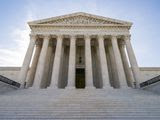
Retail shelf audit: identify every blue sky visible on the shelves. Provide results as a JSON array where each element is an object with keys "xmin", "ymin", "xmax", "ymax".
[{"xmin": 0, "ymin": 0, "xmax": 160, "ymax": 67}]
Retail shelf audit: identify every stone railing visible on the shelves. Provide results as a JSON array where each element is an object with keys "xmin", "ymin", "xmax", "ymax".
[
  {"xmin": 140, "ymin": 75, "xmax": 160, "ymax": 88},
  {"xmin": 0, "ymin": 75, "xmax": 20, "ymax": 88}
]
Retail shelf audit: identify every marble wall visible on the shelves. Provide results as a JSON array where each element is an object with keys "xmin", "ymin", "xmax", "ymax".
[
  {"xmin": 0, "ymin": 67, "xmax": 21, "ymax": 82},
  {"xmin": 139, "ymin": 67, "xmax": 160, "ymax": 82},
  {"xmin": 0, "ymin": 67, "xmax": 160, "ymax": 84}
]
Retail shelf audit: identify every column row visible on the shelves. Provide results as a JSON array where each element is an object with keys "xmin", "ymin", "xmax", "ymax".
[{"xmin": 18, "ymin": 34, "xmax": 140, "ymax": 89}]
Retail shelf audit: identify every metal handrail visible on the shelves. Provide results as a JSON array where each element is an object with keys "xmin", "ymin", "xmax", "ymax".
[
  {"xmin": 140, "ymin": 75, "xmax": 160, "ymax": 88},
  {"xmin": 0, "ymin": 75, "xmax": 20, "ymax": 88}
]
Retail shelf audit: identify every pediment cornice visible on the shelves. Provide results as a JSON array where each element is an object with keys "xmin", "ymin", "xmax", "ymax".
[{"xmin": 28, "ymin": 12, "xmax": 132, "ymax": 28}]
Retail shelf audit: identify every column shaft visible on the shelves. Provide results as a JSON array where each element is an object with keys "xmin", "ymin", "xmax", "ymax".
[
  {"xmin": 41, "ymin": 41, "xmax": 53, "ymax": 88},
  {"xmin": 50, "ymin": 35, "xmax": 63, "ymax": 88},
  {"xmin": 111, "ymin": 36, "xmax": 127, "ymax": 88},
  {"xmin": 26, "ymin": 41, "xmax": 41, "ymax": 87},
  {"xmin": 105, "ymin": 47, "xmax": 113, "ymax": 86},
  {"xmin": 18, "ymin": 34, "xmax": 36, "ymax": 88},
  {"xmin": 67, "ymin": 35, "xmax": 76, "ymax": 88},
  {"xmin": 124, "ymin": 36, "xmax": 140, "ymax": 88},
  {"xmin": 108, "ymin": 45, "xmax": 120, "ymax": 88},
  {"xmin": 119, "ymin": 43, "xmax": 134, "ymax": 87},
  {"xmin": 98, "ymin": 35, "xmax": 111, "ymax": 88},
  {"xmin": 85, "ymin": 35, "xmax": 94, "ymax": 88},
  {"xmin": 47, "ymin": 47, "xmax": 55, "ymax": 87},
  {"xmin": 33, "ymin": 35, "xmax": 50, "ymax": 88}
]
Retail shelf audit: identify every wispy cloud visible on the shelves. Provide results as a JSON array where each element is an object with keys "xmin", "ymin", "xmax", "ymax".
[
  {"xmin": 0, "ymin": 0, "xmax": 160, "ymax": 67},
  {"xmin": 0, "ymin": 0, "xmax": 99, "ymax": 66},
  {"xmin": 0, "ymin": 11, "xmax": 33, "ymax": 66}
]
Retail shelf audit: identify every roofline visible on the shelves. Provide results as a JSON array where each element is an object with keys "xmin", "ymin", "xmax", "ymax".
[
  {"xmin": 28, "ymin": 12, "xmax": 133, "ymax": 26},
  {"xmin": 29, "ymin": 23, "xmax": 131, "ymax": 27}
]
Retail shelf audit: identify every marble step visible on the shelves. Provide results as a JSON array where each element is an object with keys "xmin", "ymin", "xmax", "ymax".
[
  {"xmin": 0, "ymin": 89, "xmax": 160, "ymax": 120},
  {"xmin": 1, "ymin": 102, "xmax": 160, "ymax": 105},
  {"xmin": 1, "ymin": 105, "xmax": 160, "ymax": 108},
  {"xmin": 1, "ymin": 115, "xmax": 160, "ymax": 119},
  {"xmin": 0, "ymin": 109, "xmax": 160, "ymax": 116},
  {"xmin": 1, "ymin": 108, "xmax": 160, "ymax": 111},
  {"xmin": 1, "ymin": 103, "xmax": 159, "ymax": 106}
]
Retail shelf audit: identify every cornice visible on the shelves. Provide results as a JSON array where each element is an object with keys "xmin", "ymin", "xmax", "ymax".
[
  {"xmin": 28, "ymin": 12, "xmax": 132, "ymax": 28},
  {"xmin": 29, "ymin": 24, "xmax": 131, "ymax": 30}
]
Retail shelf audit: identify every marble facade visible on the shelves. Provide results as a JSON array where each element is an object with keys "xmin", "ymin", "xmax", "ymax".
[{"xmin": 18, "ymin": 12, "xmax": 141, "ymax": 89}]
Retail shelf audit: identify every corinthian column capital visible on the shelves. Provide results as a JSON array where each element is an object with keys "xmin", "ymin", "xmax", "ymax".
[
  {"xmin": 84, "ymin": 34, "xmax": 91, "ymax": 39},
  {"xmin": 70, "ymin": 34, "xmax": 76, "ymax": 39},
  {"xmin": 43, "ymin": 34, "xmax": 51, "ymax": 40},
  {"xmin": 110, "ymin": 35, "xmax": 117, "ymax": 40},
  {"xmin": 98, "ymin": 35, "xmax": 104, "ymax": 39},
  {"xmin": 30, "ymin": 34, "xmax": 38, "ymax": 39},
  {"xmin": 57, "ymin": 34, "xmax": 63, "ymax": 39},
  {"xmin": 123, "ymin": 35, "xmax": 131, "ymax": 41},
  {"xmin": 35, "ymin": 39, "xmax": 42, "ymax": 46}
]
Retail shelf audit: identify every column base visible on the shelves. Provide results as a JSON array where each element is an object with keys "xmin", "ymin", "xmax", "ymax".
[
  {"xmin": 29, "ymin": 86, "xmax": 41, "ymax": 89},
  {"xmin": 66, "ymin": 86, "xmax": 76, "ymax": 90},
  {"xmin": 102, "ymin": 86, "xmax": 113, "ymax": 90},
  {"xmin": 135, "ymin": 83, "xmax": 140, "ymax": 89},
  {"xmin": 120, "ymin": 86, "xmax": 131, "ymax": 89},
  {"xmin": 47, "ymin": 86, "xmax": 59, "ymax": 90},
  {"xmin": 85, "ymin": 86, "xmax": 96, "ymax": 90},
  {"xmin": 20, "ymin": 85, "xmax": 25, "ymax": 89}
]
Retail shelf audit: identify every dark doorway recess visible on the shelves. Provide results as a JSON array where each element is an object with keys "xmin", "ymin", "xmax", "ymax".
[{"xmin": 76, "ymin": 68, "xmax": 85, "ymax": 88}]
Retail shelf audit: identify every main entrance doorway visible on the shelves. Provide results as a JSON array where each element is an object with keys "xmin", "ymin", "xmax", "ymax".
[{"xmin": 76, "ymin": 68, "xmax": 85, "ymax": 88}]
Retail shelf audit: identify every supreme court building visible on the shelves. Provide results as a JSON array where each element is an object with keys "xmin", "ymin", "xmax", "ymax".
[{"xmin": 18, "ymin": 12, "xmax": 141, "ymax": 89}]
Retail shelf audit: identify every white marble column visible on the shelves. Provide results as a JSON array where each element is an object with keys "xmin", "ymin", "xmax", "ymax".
[
  {"xmin": 124, "ymin": 35, "xmax": 140, "ymax": 88},
  {"xmin": 108, "ymin": 45, "xmax": 119, "ymax": 88},
  {"xmin": 67, "ymin": 35, "xmax": 76, "ymax": 88},
  {"xmin": 50, "ymin": 35, "xmax": 63, "ymax": 88},
  {"xmin": 18, "ymin": 34, "xmax": 36, "ymax": 88},
  {"xmin": 33, "ymin": 35, "xmax": 50, "ymax": 88},
  {"xmin": 119, "ymin": 42, "xmax": 134, "ymax": 87},
  {"xmin": 41, "ymin": 40, "xmax": 53, "ymax": 88},
  {"xmin": 85, "ymin": 35, "xmax": 94, "ymax": 88},
  {"xmin": 47, "ymin": 47, "xmax": 56, "ymax": 87},
  {"xmin": 111, "ymin": 35, "xmax": 127, "ymax": 88},
  {"xmin": 98, "ymin": 35, "xmax": 111, "ymax": 88},
  {"xmin": 105, "ymin": 46, "xmax": 113, "ymax": 87},
  {"xmin": 26, "ymin": 40, "xmax": 42, "ymax": 87}
]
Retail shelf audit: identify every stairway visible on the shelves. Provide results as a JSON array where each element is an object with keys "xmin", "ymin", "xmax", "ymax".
[{"xmin": 0, "ymin": 88, "xmax": 160, "ymax": 120}]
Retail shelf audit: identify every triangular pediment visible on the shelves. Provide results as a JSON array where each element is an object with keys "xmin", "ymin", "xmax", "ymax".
[{"xmin": 28, "ymin": 12, "xmax": 132, "ymax": 26}]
